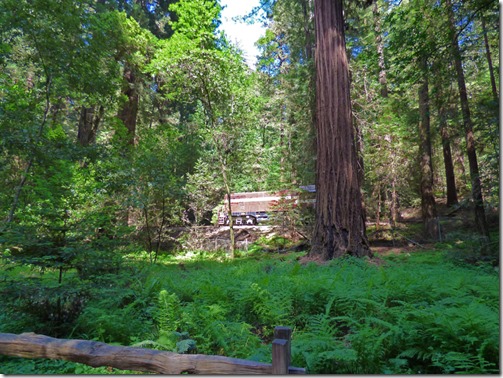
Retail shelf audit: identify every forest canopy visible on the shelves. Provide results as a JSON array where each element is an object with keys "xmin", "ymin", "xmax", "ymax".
[{"xmin": 0, "ymin": 0, "xmax": 499, "ymax": 374}]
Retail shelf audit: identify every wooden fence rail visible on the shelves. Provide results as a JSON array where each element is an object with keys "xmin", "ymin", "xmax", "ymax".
[{"xmin": 0, "ymin": 326, "xmax": 305, "ymax": 375}]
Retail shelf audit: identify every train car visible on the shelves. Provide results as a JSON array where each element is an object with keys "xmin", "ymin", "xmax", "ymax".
[{"xmin": 217, "ymin": 186, "xmax": 315, "ymax": 226}]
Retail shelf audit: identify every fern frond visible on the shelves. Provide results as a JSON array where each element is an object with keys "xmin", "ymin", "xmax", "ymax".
[{"xmin": 156, "ymin": 289, "xmax": 181, "ymax": 333}]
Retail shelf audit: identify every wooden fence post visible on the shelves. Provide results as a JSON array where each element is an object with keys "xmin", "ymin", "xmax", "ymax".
[
  {"xmin": 272, "ymin": 326, "xmax": 292, "ymax": 374},
  {"xmin": 272, "ymin": 339, "xmax": 289, "ymax": 374}
]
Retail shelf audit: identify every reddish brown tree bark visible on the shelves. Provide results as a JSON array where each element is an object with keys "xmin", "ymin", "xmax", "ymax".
[{"xmin": 309, "ymin": 0, "xmax": 371, "ymax": 260}]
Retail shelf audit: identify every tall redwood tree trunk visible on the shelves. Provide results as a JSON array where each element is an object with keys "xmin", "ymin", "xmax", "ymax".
[
  {"xmin": 309, "ymin": 0, "xmax": 371, "ymax": 260},
  {"xmin": 445, "ymin": 0, "xmax": 489, "ymax": 238}
]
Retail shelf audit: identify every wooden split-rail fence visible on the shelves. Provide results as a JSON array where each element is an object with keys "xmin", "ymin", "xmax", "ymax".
[{"xmin": 0, "ymin": 326, "xmax": 306, "ymax": 374}]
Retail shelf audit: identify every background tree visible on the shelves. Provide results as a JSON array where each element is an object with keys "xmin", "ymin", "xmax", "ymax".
[
  {"xmin": 445, "ymin": 0, "xmax": 489, "ymax": 238},
  {"xmin": 150, "ymin": 0, "xmax": 255, "ymax": 256},
  {"xmin": 418, "ymin": 55, "xmax": 438, "ymax": 240},
  {"xmin": 431, "ymin": 60, "xmax": 459, "ymax": 207},
  {"xmin": 252, "ymin": 0, "xmax": 316, "ymax": 190}
]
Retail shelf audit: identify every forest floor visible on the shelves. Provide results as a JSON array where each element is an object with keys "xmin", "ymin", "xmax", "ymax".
[
  {"xmin": 190, "ymin": 203, "xmax": 492, "ymax": 247},
  {"xmin": 166, "ymin": 200, "xmax": 498, "ymax": 261},
  {"xmin": 0, "ymin": 207, "xmax": 499, "ymax": 375}
]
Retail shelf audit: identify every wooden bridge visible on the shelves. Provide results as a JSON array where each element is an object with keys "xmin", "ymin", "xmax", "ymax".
[{"xmin": 0, "ymin": 326, "xmax": 305, "ymax": 374}]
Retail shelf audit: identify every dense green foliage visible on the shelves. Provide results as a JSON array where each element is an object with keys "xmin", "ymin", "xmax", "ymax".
[
  {"xmin": 0, "ymin": 0, "xmax": 499, "ymax": 374},
  {"xmin": 0, "ymin": 246, "xmax": 499, "ymax": 374},
  {"xmin": 0, "ymin": 0, "xmax": 498, "ymax": 234}
]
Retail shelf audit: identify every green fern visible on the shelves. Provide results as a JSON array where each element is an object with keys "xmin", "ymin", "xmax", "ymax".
[
  {"xmin": 292, "ymin": 310, "xmax": 357, "ymax": 373},
  {"xmin": 179, "ymin": 301, "xmax": 260, "ymax": 358},
  {"xmin": 136, "ymin": 289, "xmax": 196, "ymax": 353},
  {"xmin": 130, "ymin": 250, "xmax": 499, "ymax": 374},
  {"xmin": 156, "ymin": 289, "xmax": 181, "ymax": 333}
]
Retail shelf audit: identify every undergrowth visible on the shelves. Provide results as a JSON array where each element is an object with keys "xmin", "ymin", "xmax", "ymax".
[{"xmin": 0, "ymin": 246, "xmax": 499, "ymax": 374}]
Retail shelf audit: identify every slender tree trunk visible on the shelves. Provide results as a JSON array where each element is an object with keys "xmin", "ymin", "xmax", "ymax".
[
  {"xmin": 117, "ymin": 66, "xmax": 139, "ymax": 227},
  {"xmin": 118, "ymin": 66, "xmax": 139, "ymax": 146},
  {"xmin": 301, "ymin": 0, "xmax": 317, "ymax": 190},
  {"xmin": 372, "ymin": 0, "xmax": 398, "ymax": 225},
  {"xmin": 199, "ymin": 75, "xmax": 236, "ymax": 257},
  {"xmin": 153, "ymin": 194, "xmax": 168, "ymax": 264},
  {"xmin": 387, "ymin": 134, "xmax": 399, "ymax": 226},
  {"xmin": 481, "ymin": 16, "xmax": 498, "ymax": 103},
  {"xmin": 438, "ymin": 106, "xmax": 458, "ymax": 206},
  {"xmin": 373, "ymin": 0, "xmax": 388, "ymax": 98},
  {"xmin": 220, "ymin": 156, "xmax": 235, "ymax": 258},
  {"xmin": 453, "ymin": 138, "xmax": 469, "ymax": 190},
  {"xmin": 418, "ymin": 61, "xmax": 438, "ymax": 240},
  {"xmin": 446, "ymin": 0, "xmax": 489, "ymax": 238},
  {"xmin": 376, "ymin": 185, "xmax": 381, "ymax": 230},
  {"xmin": 280, "ymin": 118, "xmax": 285, "ymax": 185},
  {"xmin": 389, "ymin": 167, "xmax": 398, "ymax": 225},
  {"xmin": 431, "ymin": 58, "xmax": 458, "ymax": 208},
  {"xmin": 353, "ymin": 116, "xmax": 366, "ymax": 222},
  {"xmin": 310, "ymin": 0, "xmax": 371, "ymax": 260}
]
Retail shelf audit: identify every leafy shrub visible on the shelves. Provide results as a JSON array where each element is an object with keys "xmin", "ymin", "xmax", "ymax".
[
  {"xmin": 0, "ymin": 356, "xmax": 77, "ymax": 375},
  {"xmin": 179, "ymin": 301, "xmax": 261, "ymax": 358},
  {"xmin": 0, "ymin": 356, "xmax": 142, "ymax": 375},
  {"xmin": 74, "ymin": 303, "xmax": 151, "ymax": 345},
  {"xmin": 0, "ymin": 276, "xmax": 88, "ymax": 337},
  {"xmin": 74, "ymin": 249, "xmax": 123, "ymax": 279},
  {"xmin": 442, "ymin": 231, "xmax": 499, "ymax": 267}
]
